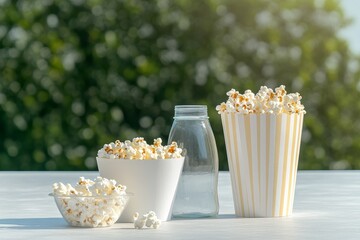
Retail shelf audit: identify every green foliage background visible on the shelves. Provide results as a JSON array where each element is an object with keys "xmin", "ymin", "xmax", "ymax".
[{"xmin": 0, "ymin": 0, "xmax": 359, "ymax": 171}]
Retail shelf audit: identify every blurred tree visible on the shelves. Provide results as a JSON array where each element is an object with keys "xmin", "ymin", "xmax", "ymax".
[{"xmin": 0, "ymin": 0, "xmax": 359, "ymax": 170}]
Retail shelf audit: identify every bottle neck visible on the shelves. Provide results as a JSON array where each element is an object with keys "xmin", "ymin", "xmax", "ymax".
[{"xmin": 174, "ymin": 105, "xmax": 209, "ymax": 120}]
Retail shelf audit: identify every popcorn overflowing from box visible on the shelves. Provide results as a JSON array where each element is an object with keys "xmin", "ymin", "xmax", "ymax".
[{"xmin": 216, "ymin": 85, "xmax": 305, "ymax": 114}]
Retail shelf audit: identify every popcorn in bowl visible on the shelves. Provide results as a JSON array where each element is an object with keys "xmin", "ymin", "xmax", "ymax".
[
  {"xmin": 97, "ymin": 137, "xmax": 183, "ymax": 160},
  {"xmin": 50, "ymin": 177, "xmax": 131, "ymax": 227},
  {"xmin": 216, "ymin": 85, "xmax": 306, "ymax": 114},
  {"xmin": 96, "ymin": 138, "xmax": 185, "ymax": 222}
]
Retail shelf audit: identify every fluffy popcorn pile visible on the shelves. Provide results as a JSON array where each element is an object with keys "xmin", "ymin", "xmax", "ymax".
[
  {"xmin": 97, "ymin": 137, "xmax": 183, "ymax": 160},
  {"xmin": 133, "ymin": 211, "xmax": 161, "ymax": 229},
  {"xmin": 52, "ymin": 177, "xmax": 128, "ymax": 227},
  {"xmin": 216, "ymin": 85, "xmax": 306, "ymax": 114}
]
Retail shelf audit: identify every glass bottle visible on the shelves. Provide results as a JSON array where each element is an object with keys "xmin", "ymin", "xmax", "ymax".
[{"xmin": 168, "ymin": 105, "xmax": 219, "ymax": 218}]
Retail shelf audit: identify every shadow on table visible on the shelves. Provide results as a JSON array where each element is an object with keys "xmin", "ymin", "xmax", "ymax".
[
  {"xmin": 171, "ymin": 214, "xmax": 238, "ymax": 221},
  {"xmin": 216, "ymin": 214, "xmax": 238, "ymax": 219},
  {"xmin": 0, "ymin": 217, "xmax": 68, "ymax": 229}
]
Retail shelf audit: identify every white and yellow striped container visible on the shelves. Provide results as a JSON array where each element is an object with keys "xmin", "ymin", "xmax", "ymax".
[{"xmin": 221, "ymin": 113, "xmax": 304, "ymax": 217}]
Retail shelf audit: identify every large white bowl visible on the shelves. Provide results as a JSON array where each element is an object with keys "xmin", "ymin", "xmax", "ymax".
[{"xmin": 96, "ymin": 157, "xmax": 184, "ymax": 222}]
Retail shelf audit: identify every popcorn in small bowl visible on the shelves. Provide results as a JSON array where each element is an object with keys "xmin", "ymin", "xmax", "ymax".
[{"xmin": 50, "ymin": 176, "xmax": 132, "ymax": 227}]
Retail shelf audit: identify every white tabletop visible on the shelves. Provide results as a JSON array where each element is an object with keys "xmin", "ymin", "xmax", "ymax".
[{"xmin": 0, "ymin": 171, "xmax": 359, "ymax": 239}]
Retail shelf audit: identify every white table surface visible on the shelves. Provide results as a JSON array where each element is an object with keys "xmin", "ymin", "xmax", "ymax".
[{"xmin": 0, "ymin": 171, "xmax": 359, "ymax": 239}]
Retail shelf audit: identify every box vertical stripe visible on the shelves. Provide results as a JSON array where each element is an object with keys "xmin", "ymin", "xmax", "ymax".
[
  {"xmin": 244, "ymin": 115, "xmax": 256, "ymax": 216},
  {"xmin": 250, "ymin": 114, "xmax": 260, "ymax": 216},
  {"xmin": 286, "ymin": 114, "xmax": 299, "ymax": 215},
  {"xmin": 221, "ymin": 114, "xmax": 240, "ymax": 216},
  {"xmin": 237, "ymin": 115, "xmax": 252, "ymax": 216},
  {"xmin": 259, "ymin": 115, "xmax": 267, "ymax": 216},
  {"xmin": 232, "ymin": 114, "xmax": 247, "ymax": 216},
  {"xmin": 272, "ymin": 114, "xmax": 285, "ymax": 216},
  {"xmin": 267, "ymin": 115, "xmax": 276, "ymax": 216},
  {"xmin": 279, "ymin": 114, "xmax": 292, "ymax": 216}
]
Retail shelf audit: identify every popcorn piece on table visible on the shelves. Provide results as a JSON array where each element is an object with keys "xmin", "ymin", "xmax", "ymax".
[
  {"xmin": 133, "ymin": 212, "xmax": 146, "ymax": 229},
  {"xmin": 97, "ymin": 137, "xmax": 183, "ymax": 160},
  {"xmin": 133, "ymin": 211, "xmax": 162, "ymax": 230},
  {"xmin": 216, "ymin": 85, "xmax": 306, "ymax": 114}
]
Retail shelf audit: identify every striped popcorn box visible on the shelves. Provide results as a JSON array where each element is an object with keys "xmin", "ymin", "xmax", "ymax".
[{"xmin": 221, "ymin": 113, "xmax": 304, "ymax": 217}]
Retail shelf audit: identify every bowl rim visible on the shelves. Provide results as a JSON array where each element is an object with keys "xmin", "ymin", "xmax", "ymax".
[{"xmin": 49, "ymin": 192, "xmax": 134, "ymax": 198}]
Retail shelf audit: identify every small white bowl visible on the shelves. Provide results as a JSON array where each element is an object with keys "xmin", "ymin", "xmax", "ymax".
[
  {"xmin": 50, "ymin": 193, "xmax": 132, "ymax": 227},
  {"xmin": 96, "ymin": 157, "xmax": 184, "ymax": 222}
]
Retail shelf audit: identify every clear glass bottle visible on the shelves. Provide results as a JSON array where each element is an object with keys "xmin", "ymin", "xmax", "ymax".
[{"xmin": 168, "ymin": 105, "xmax": 219, "ymax": 218}]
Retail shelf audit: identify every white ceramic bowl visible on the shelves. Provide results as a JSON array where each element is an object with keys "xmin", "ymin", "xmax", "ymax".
[
  {"xmin": 50, "ymin": 193, "xmax": 132, "ymax": 227},
  {"xmin": 96, "ymin": 157, "xmax": 184, "ymax": 222}
]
